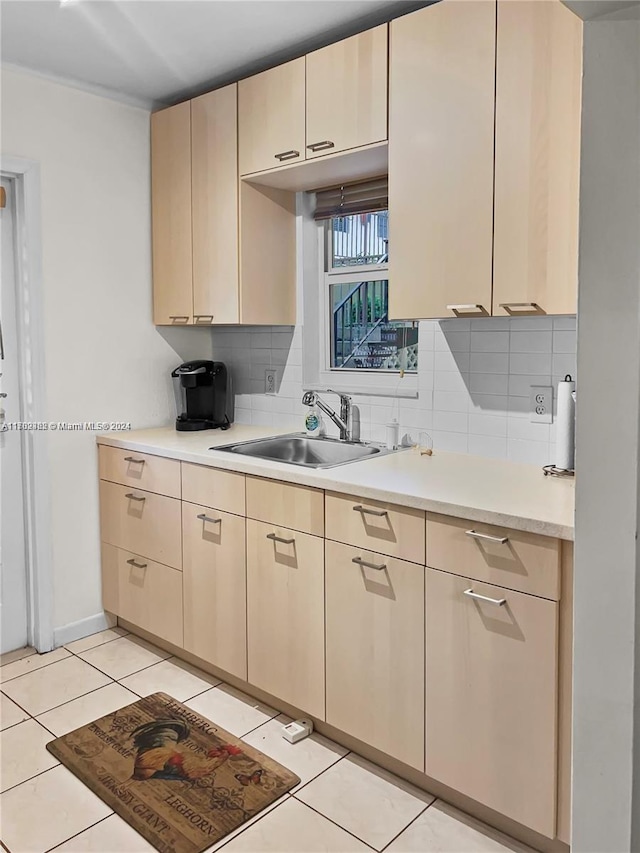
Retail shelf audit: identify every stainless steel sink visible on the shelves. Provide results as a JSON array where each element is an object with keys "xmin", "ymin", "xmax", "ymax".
[{"xmin": 214, "ymin": 433, "xmax": 399, "ymax": 469}]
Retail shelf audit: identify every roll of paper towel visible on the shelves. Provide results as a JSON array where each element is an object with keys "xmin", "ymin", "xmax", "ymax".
[{"xmin": 556, "ymin": 375, "xmax": 576, "ymax": 471}]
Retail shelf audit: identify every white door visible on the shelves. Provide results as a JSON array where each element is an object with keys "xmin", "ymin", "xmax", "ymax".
[{"xmin": 0, "ymin": 177, "xmax": 28, "ymax": 653}]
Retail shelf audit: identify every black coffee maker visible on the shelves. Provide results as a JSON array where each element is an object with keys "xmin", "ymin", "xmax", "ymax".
[{"xmin": 171, "ymin": 361, "xmax": 233, "ymax": 431}]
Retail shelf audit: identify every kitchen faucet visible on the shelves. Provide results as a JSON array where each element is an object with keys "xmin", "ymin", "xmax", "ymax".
[{"xmin": 301, "ymin": 390, "xmax": 359, "ymax": 442}]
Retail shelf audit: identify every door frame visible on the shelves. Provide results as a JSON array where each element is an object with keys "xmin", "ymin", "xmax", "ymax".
[{"xmin": 1, "ymin": 156, "xmax": 54, "ymax": 652}]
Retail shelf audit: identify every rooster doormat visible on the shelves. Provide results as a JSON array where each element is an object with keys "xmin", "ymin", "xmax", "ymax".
[{"xmin": 46, "ymin": 692, "xmax": 300, "ymax": 853}]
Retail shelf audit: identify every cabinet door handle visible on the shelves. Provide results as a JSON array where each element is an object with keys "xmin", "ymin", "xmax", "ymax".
[
  {"xmin": 464, "ymin": 588, "xmax": 507, "ymax": 607},
  {"xmin": 352, "ymin": 556, "xmax": 386, "ymax": 571},
  {"xmin": 197, "ymin": 513, "xmax": 222, "ymax": 524},
  {"xmin": 125, "ymin": 492, "xmax": 146, "ymax": 502},
  {"xmin": 498, "ymin": 302, "xmax": 540, "ymax": 311},
  {"xmin": 353, "ymin": 505, "xmax": 388, "ymax": 517},
  {"xmin": 274, "ymin": 150, "xmax": 300, "ymax": 161},
  {"xmin": 446, "ymin": 304, "xmax": 486, "ymax": 314},
  {"xmin": 307, "ymin": 140, "xmax": 335, "ymax": 152},
  {"xmin": 194, "ymin": 315, "xmax": 214, "ymax": 323},
  {"xmin": 124, "ymin": 456, "xmax": 145, "ymax": 464},
  {"xmin": 266, "ymin": 532, "xmax": 295, "ymax": 545},
  {"xmin": 465, "ymin": 529, "xmax": 508, "ymax": 545},
  {"xmin": 126, "ymin": 558, "xmax": 148, "ymax": 569},
  {"xmin": 169, "ymin": 315, "xmax": 190, "ymax": 322}
]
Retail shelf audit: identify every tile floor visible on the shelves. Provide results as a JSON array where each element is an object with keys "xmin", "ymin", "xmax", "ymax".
[{"xmin": 0, "ymin": 630, "xmax": 533, "ymax": 853}]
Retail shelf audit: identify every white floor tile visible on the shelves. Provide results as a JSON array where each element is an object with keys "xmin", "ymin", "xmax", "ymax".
[
  {"xmin": 53, "ymin": 814, "xmax": 156, "ymax": 852},
  {"xmin": 0, "ymin": 718, "xmax": 58, "ymax": 792},
  {"xmin": 64, "ymin": 627, "xmax": 129, "ymax": 654},
  {"xmin": 119, "ymin": 656, "xmax": 220, "ymax": 701},
  {"xmin": 0, "ymin": 764, "xmax": 112, "ymax": 853},
  {"xmin": 36, "ymin": 682, "xmax": 139, "ymax": 737},
  {"xmin": 218, "ymin": 797, "xmax": 370, "ymax": 852},
  {"xmin": 186, "ymin": 683, "xmax": 278, "ymax": 738},
  {"xmin": 75, "ymin": 635, "xmax": 171, "ymax": 680},
  {"xmin": 386, "ymin": 801, "xmax": 534, "ymax": 852},
  {"xmin": 205, "ymin": 795, "xmax": 290, "ymax": 853},
  {"xmin": 1, "ymin": 656, "xmax": 111, "ymax": 716},
  {"xmin": 0, "ymin": 646, "xmax": 36, "ymax": 667},
  {"xmin": 0, "ymin": 692, "xmax": 29, "ymax": 730},
  {"xmin": 296, "ymin": 753, "xmax": 434, "ymax": 851},
  {"xmin": 242, "ymin": 715, "xmax": 348, "ymax": 792},
  {"xmin": 0, "ymin": 647, "xmax": 71, "ymax": 683}
]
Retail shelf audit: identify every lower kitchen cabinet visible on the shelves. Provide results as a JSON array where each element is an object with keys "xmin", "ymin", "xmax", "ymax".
[
  {"xmin": 325, "ymin": 540, "xmax": 425, "ymax": 770},
  {"xmin": 102, "ymin": 543, "xmax": 183, "ymax": 647},
  {"xmin": 182, "ymin": 502, "xmax": 247, "ymax": 680},
  {"xmin": 246, "ymin": 519, "xmax": 325, "ymax": 718},
  {"xmin": 425, "ymin": 568, "xmax": 558, "ymax": 838}
]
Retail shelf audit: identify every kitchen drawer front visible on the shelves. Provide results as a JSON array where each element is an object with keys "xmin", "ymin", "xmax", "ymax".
[
  {"xmin": 425, "ymin": 568, "xmax": 558, "ymax": 837},
  {"xmin": 325, "ymin": 540, "xmax": 425, "ymax": 770},
  {"xmin": 325, "ymin": 491, "xmax": 425, "ymax": 564},
  {"xmin": 182, "ymin": 502, "xmax": 247, "ymax": 680},
  {"xmin": 182, "ymin": 462, "xmax": 246, "ymax": 516},
  {"xmin": 426, "ymin": 513, "xmax": 560, "ymax": 600},
  {"xmin": 101, "ymin": 543, "xmax": 183, "ymax": 648},
  {"xmin": 246, "ymin": 476, "xmax": 324, "ymax": 536},
  {"xmin": 99, "ymin": 480, "xmax": 182, "ymax": 570},
  {"xmin": 246, "ymin": 519, "xmax": 325, "ymax": 718},
  {"xmin": 98, "ymin": 445, "xmax": 181, "ymax": 498}
]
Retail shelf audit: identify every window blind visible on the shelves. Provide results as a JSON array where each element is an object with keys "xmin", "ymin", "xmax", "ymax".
[{"xmin": 313, "ymin": 175, "xmax": 388, "ymax": 220}]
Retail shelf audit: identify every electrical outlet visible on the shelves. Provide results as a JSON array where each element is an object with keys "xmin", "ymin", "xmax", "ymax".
[
  {"xmin": 530, "ymin": 385, "xmax": 553, "ymax": 424},
  {"xmin": 265, "ymin": 369, "xmax": 277, "ymax": 395}
]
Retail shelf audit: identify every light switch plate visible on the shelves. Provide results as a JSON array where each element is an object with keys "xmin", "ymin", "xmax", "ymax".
[{"xmin": 530, "ymin": 385, "xmax": 553, "ymax": 424}]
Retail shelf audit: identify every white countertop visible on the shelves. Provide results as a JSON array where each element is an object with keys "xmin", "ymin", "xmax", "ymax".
[{"xmin": 97, "ymin": 425, "xmax": 575, "ymax": 540}]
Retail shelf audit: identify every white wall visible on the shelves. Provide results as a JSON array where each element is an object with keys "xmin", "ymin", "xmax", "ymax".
[
  {"xmin": 572, "ymin": 9, "xmax": 640, "ymax": 852},
  {"xmin": 1, "ymin": 68, "xmax": 212, "ymax": 644}
]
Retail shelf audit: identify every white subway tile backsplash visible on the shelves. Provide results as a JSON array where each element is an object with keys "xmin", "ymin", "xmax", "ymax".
[
  {"xmin": 507, "ymin": 439, "xmax": 552, "ymax": 466},
  {"xmin": 469, "ymin": 352, "xmax": 510, "ymax": 374},
  {"xmin": 433, "ymin": 390, "xmax": 470, "ymax": 413},
  {"xmin": 430, "ymin": 430, "xmax": 469, "ymax": 453},
  {"xmin": 508, "ymin": 316, "xmax": 553, "ymax": 331},
  {"xmin": 509, "ymin": 352, "xmax": 553, "ymax": 375},
  {"xmin": 553, "ymin": 331, "xmax": 577, "ymax": 353},
  {"xmin": 468, "ymin": 413, "xmax": 508, "ymax": 437},
  {"xmin": 553, "ymin": 316, "xmax": 577, "ymax": 330},
  {"xmin": 470, "ymin": 317, "xmax": 508, "ymax": 331},
  {"xmin": 507, "ymin": 374, "xmax": 551, "ymax": 397},
  {"xmin": 509, "ymin": 330, "xmax": 553, "ymax": 353},
  {"xmin": 469, "ymin": 394, "xmax": 508, "ymax": 414},
  {"xmin": 434, "ymin": 410, "xmax": 469, "ymax": 434},
  {"xmin": 435, "ymin": 329, "xmax": 471, "ymax": 352},
  {"xmin": 470, "ymin": 373, "xmax": 510, "ymax": 396},
  {"xmin": 434, "ymin": 370, "xmax": 470, "ymax": 392},
  {"xmin": 468, "ymin": 434, "xmax": 508, "ymax": 459},
  {"xmin": 507, "ymin": 415, "xmax": 551, "ymax": 442},
  {"xmin": 435, "ymin": 350, "xmax": 471, "ymax": 373},
  {"xmin": 552, "ymin": 353, "xmax": 577, "ymax": 379},
  {"xmin": 470, "ymin": 330, "xmax": 510, "ymax": 352},
  {"xmin": 251, "ymin": 332, "xmax": 272, "ymax": 349},
  {"xmin": 272, "ymin": 331, "xmax": 295, "ymax": 349}
]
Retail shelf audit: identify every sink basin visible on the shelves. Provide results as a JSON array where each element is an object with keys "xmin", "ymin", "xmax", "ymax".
[{"xmin": 214, "ymin": 433, "xmax": 398, "ymax": 469}]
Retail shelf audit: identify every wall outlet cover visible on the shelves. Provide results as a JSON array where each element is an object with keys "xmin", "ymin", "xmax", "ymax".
[
  {"xmin": 530, "ymin": 385, "xmax": 553, "ymax": 424},
  {"xmin": 265, "ymin": 369, "xmax": 277, "ymax": 395}
]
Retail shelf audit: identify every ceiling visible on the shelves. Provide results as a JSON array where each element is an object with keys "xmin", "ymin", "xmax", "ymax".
[{"xmin": 0, "ymin": 0, "xmax": 428, "ymax": 108}]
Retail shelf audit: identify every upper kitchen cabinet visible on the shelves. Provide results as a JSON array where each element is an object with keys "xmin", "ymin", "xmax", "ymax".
[
  {"xmin": 305, "ymin": 25, "xmax": 388, "ymax": 159},
  {"xmin": 151, "ymin": 101, "xmax": 193, "ymax": 325},
  {"xmin": 388, "ymin": 1, "xmax": 496, "ymax": 320},
  {"xmin": 493, "ymin": 0, "xmax": 582, "ymax": 317},
  {"xmin": 238, "ymin": 58, "xmax": 306, "ymax": 175},
  {"xmin": 191, "ymin": 86, "xmax": 239, "ymax": 324}
]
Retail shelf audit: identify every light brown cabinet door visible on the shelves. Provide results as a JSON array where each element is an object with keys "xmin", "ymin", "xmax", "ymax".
[
  {"xmin": 246, "ymin": 519, "xmax": 325, "ymax": 718},
  {"xmin": 388, "ymin": 1, "xmax": 495, "ymax": 320},
  {"xmin": 238, "ymin": 58, "xmax": 306, "ymax": 176},
  {"xmin": 306, "ymin": 26, "xmax": 388, "ymax": 160},
  {"xmin": 191, "ymin": 85, "xmax": 239, "ymax": 324},
  {"xmin": 151, "ymin": 101, "xmax": 193, "ymax": 325},
  {"xmin": 325, "ymin": 541, "xmax": 424, "ymax": 770},
  {"xmin": 182, "ymin": 502, "xmax": 247, "ymax": 679},
  {"xmin": 493, "ymin": 0, "xmax": 582, "ymax": 317},
  {"xmin": 425, "ymin": 568, "xmax": 558, "ymax": 837}
]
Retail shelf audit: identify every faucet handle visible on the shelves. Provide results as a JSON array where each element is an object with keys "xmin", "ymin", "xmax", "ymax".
[{"xmin": 327, "ymin": 388, "xmax": 351, "ymax": 402}]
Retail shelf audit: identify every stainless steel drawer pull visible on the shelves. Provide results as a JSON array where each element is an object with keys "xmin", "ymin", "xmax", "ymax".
[
  {"xmin": 498, "ymin": 302, "xmax": 540, "ymax": 310},
  {"xmin": 274, "ymin": 149, "xmax": 300, "ymax": 161},
  {"xmin": 446, "ymin": 304, "xmax": 483, "ymax": 311},
  {"xmin": 352, "ymin": 556, "xmax": 386, "ymax": 571},
  {"xmin": 197, "ymin": 513, "xmax": 221, "ymax": 524},
  {"xmin": 169, "ymin": 315, "xmax": 190, "ymax": 321},
  {"xmin": 125, "ymin": 493, "xmax": 146, "ymax": 502},
  {"xmin": 307, "ymin": 140, "xmax": 335, "ymax": 152},
  {"xmin": 126, "ymin": 558, "xmax": 147, "ymax": 569},
  {"xmin": 194, "ymin": 315, "xmax": 214, "ymax": 323},
  {"xmin": 266, "ymin": 532, "xmax": 295, "ymax": 545},
  {"xmin": 464, "ymin": 588, "xmax": 507, "ymax": 607},
  {"xmin": 465, "ymin": 529, "xmax": 508, "ymax": 544},
  {"xmin": 124, "ymin": 456, "xmax": 145, "ymax": 464},
  {"xmin": 353, "ymin": 505, "xmax": 388, "ymax": 517}
]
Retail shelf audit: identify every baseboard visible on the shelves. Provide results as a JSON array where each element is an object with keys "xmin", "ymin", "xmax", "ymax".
[{"xmin": 53, "ymin": 611, "xmax": 117, "ymax": 647}]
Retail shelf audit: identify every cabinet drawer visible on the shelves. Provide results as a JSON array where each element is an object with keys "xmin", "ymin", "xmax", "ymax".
[
  {"xmin": 182, "ymin": 502, "xmax": 247, "ymax": 679},
  {"xmin": 246, "ymin": 476, "xmax": 324, "ymax": 536},
  {"xmin": 246, "ymin": 519, "xmax": 325, "ymax": 718},
  {"xmin": 326, "ymin": 540, "xmax": 424, "ymax": 770},
  {"xmin": 101, "ymin": 543, "xmax": 183, "ymax": 648},
  {"xmin": 325, "ymin": 492, "xmax": 425, "ymax": 564},
  {"xmin": 425, "ymin": 568, "xmax": 558, "ymax": 837},
  {"xmin": 99, "ymin": 480, "xmax": 181, "ymax": 570},
  {"xmin": 182, "ymin": 462, "xmax": 246, "ymax": 516},
  {"xmin": 426, "ymin": 513, "xmax": 560, "ymax": 600},
  {"xmin": 98, "ymin": 446, "xmax": 180, "ymax": 498}
]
